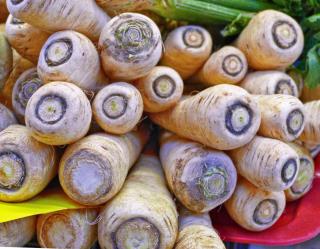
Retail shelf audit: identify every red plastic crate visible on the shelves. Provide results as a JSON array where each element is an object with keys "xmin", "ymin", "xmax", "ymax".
[{"xmin": 210, "ymin": 154, "xmax": 320, "ymax": 246}]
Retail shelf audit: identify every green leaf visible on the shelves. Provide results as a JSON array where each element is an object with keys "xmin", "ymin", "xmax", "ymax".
[
  {"xmin": 301, "ymin": 14, "xmax": 320, "ymax": 31},
  {"xmin": 304, "ymin": 44, "xmax": 320, "ymax": 88}
]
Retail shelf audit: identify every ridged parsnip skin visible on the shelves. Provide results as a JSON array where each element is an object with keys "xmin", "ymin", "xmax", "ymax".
[
  {"xmin": 235, "ymin": 10, "xmax": 304, "ymax": 70},
  {"xmin": 6, "ymin": 0, "xmax": 110, "ymax": 41},
  {"xmin": 99, "ymin": 13, "xmax": 162, "ymax": 81},
  {"xmin": 0, "ymin": 32, "xmax": 12, "ymax": 91},
  {"xmin": 0, "ymin": 103, "xmax": 17, "ymax": 132},
  {"xmin": 254, "ymin": 95, "xmax": 305, "ymax": 142},
  {"xmin": 298, "ymin": 141, "xmax": 320, "ymax": 158},
  {"xmin": 0, "ymin": 216, "xmax": 36, "ymax": 247},
  {"xmin": 95, "ymin": 0, "xmax": 153, "ymax": 16},
  {"xmin": 37, "ymin": 209, "xmax": 98, "ymax": 249},
  {"xmin": 38, "ymin": 31, "xmax": 106, "ymax": 91},
  {"xmin": 135, "ymin": 66, "xmax": 184, "ymax": 113},
  {"xmin": 225, "ymin": 178, "xmax": 286, "ymax": 231},
  {"xmin": 285, "ymin": 143, "xmax": 314, "ymax": 201},
  {"xmin": 175, "ymin": 208, "xmax": 225, "ymax": 249},
  {"xmin": 25, "ymin": 82, "xmax": 92, "ymax": 145},
  {"xmin": 191, "ymin": 46, "xmax": 248, "ymax": 85},
  {"xmin": 92, "ymin": 82, "xmax": 143, "ymax": 134},
  {"xmin": 12, "ymin": 67, "xmax": 43, "ymax": 121},
  {"xmin": 160, "ymin": 133, "xmax": 237, "ymax": 213},
  {"xmin": 5, "ymin": 15, "xmax": 50, "ymax": 64},
  {"xmin": 59, "ymin": 128, "xmax": 149, "ymax": 206},
  {"xmin": 160, "ymin": 25, "xmax": 212, "ymax": 80},
  {"xmin": 0, "ymin": 125, "xmax": 57, "ymax": 202},
  {"xmin": 0, "ymin": 55, "xmax": 33, "ymax": 108},
  {"xmin": 299, "ymin": 101, "xmax": 320, "ymax": 144},
  {"xmin": 229, "ymin": 136, "xmax": 299, "ymax": 192},
  {"xmin": 240, "ymin": 71, "xmax": 299, "ymax": 97},
  {"xmin": 150, "ymin": 85, "xmax": 261, "ymax": 150},
  {"xmin": 98, "ymin": 154, "xmax": 178, "ymax": 249}
]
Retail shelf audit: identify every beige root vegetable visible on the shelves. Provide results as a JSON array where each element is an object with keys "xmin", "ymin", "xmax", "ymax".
[
  {"xmin": 175, "ymin": 207, "xmax": 225, "ymax": 249},
  {"xmin": 160, "ymin": 133, "xmax": 237, "ymax": 213},
  {"xmin": 0, "ymin": 32, "xmax": 12, "ymax": 91},
  {"xmin": 254, "ymin": 94, "xmax": 305, "ymax": 142},
  {"xmin": 240, "ymin": 71, "xmax": 299, "ymax": 97},
  {"xmin": 0, "ymin": 125, "xmax": 57, "ymax": 202},
  {"xmin": 6, "ymin": 0, "xmax": 110, "ymax": 41},
  {"xmin": 229, "ymin": 136, "xmax": 299, "ymax": 192},
  {"xmin": 235, "ymin": 10, "xmax": 304, "ymax": 70},
  {"xmin": 299, "ymin": 141, "xmax": 320, "ymax": 158},
  {"xmin": 225, "ymin": 177, "xmax": 286, "ymax": 231},
  {"xmin": 99, "ymin": 13, "xmax": 162, "ymax": 81},
  {"xmin": 160, "ymin": 25, "xmax": 212, "ymax": 79},
  {"xmin": 301, "ymin": 85, "xmax": 320, "ymax": 102},
  {"xmin": 135, "ymin": 66, "xmax": 184, "ymax": 113},
  {"xmin": 92, "ymin": 82, "xmax": 143, "ymax": 134},
  {"xmin": 5, "ymin": 15, "xmax": 50, "ymax": 64},
  {"xmin": 25, "ymin": 82, "xmax": 92, "ymax": 145},
  {"xmin": 0, "ymin": 103, "xmax": 17, "ymax": 132},
  {"xmin": 37, "ymin": 209, "xmax": 98, "ymax": 249},
  {"xmin": 191, "ymin": 46, "xmax": 248, "ymax": 85},
  {"xmin": 0, "ymin": 216, "xmax": 36, "ymax": 247},
  {"xmin": 299, "ymin": 100, "xmax": 320, "ymax": 144},
  {"xmin": 0, "ymin": 0, "xmax": 8, "ymax": 23},
  {"xmin": 98, "ymin": 154, "xmax": 178, "ymax": 249},
  {"xmin": 285, "ymin": 143, "xmax": 314, "ymax": 201},
  {"xmin": 287, "ymin": 69, "xmax": 304, "ymax": 97},
  {"xmin": 12, "ymin": 67, "xmax": 43, "ymax": 121},
  {"xmin": 59, "ymin": 126, "xmax": 149, "ymax": 206},
  {"xmin": 38, "ymin": 31, "xmax": 107, "ymax": 91},
  {"xmin": 150, "ymin": 84, "xmax": 261, "ymax": 150}
]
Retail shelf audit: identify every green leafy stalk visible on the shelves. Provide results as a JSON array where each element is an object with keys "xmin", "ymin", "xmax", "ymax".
[{"xmin": 304, "ymin": 44, "xmax": 320, "ymax": 88}]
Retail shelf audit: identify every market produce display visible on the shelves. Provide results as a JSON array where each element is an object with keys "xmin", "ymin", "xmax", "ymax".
[{"xmin": 0, "ymin": 0, "xmax": 320, "ymax": 248}]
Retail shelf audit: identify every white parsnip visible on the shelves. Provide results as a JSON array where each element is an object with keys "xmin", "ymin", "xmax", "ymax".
[
  {"xmin": 0, "ymin": 103, "xmax": 17, "ymax": 132},
  {"xmin": 299, "ymin": 100, "xmax": 320, "ymax": 144},
  {"xmin": 25, "ymin": 82, "xmax": 92, "ymax": 145},
  {"xmin": 37, "ymin": 209, "xmax": 98, "ymax": 249},
  {"xmin": 229, "ymin": 136, "xmax": 299, "ymax": 192},
  {"xmin": 99, "ymin": 13, "xmax": 162, "ymax": 81},
  {"xmin": 135, "ymin": 66, "xmax": 184, "ymax": 112},
  {"xmin": 6, "ymin": 0, "xmax": 110, "ymax": 41},
  {"xmin": 161, "ymin": 25, "xmax": 212, "ymax": 79},
  {"xmin": 5, "ymin": 15, "xmax": 50, "ymax": 64},
  {"xmin": 92, "ymin": 82, "xmax": 143, "ymax": 134},
  {"xmin": 0, "ymin": 125, "xmax": 57, "ymax": 202},
  {"xmin": 225, "ymin": 177, "xmax": 286, "ymax": 231},
  {"xmin": 150, "ymin": 84, "xmax": 261, "ymax": 150},
  {"xmin": 235, "ymin": 10, "xmax": 304, "ymax": 70},
  {"xmin": 160, "ymin": 133, "xmax": 237, "ymax": 213},
  {"xmin": 240, "ymin": 71, "xmax": 299, "ymax": 97},
  {"xmin": 98, "ymin": 154, "xmax": 178, "ymax": 249}
]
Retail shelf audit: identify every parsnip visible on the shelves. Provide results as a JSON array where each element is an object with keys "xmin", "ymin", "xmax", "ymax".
[
  {"xmin": 12, "ymin": 67, "xmax": 43, "ymax": 121},
  {"xmin": 99, "ymin": 13, "xmax": 162, "ymax": 81},
  {"xmin": 92, "ymin": 82, "xmax": 143, "ymax": 134},
  {"xmin": 25, "ymin": 82, "xmax": 92, "ymax": 145},
  {"xmin": 287, "ymin": 69, "xmax": 303, "ymax": 98},
  {"xmin": 6, "ymin": 0, "xmax": 110, "ymax": 41},
  {"xmin": 135, "ymin": 66, "xmax": 184, "ymax": 113},
  {"xmin": 235, "ymin": 10, "xmax": 304, "ymax": 70},
  {"xmin": 38, "ymin": 31, "xmax": 107, "ymax": 91},
  {"xmin": 299, "ymin": 100, "xmax": 320, "ymax": 144},
  {"xmin": 175, "ymin": 207, "xmax": 225, "ymax": 249},
  {"xmin": 150, "ymin": 84, "xmax": 261, "ymax": 150},
  {"xmin": 0, "ymin": 103, "xmax": 17, "ymax": 132},
  {"xmin": 229, "ymin": 136, "xmax": 299, "ymax": 191},
  {"xmin": 254, "ymin": 95, "xmax": 305, "ymax": 142},
  {"xmin": 240, "ymin": 71, "xmax": 299, "ymax": 97},
  {"xmin": 191, "ymin": 46, "xmax": 248, "ymax": 85},
  {"xmin": 299, "ymin": 141, "xmax": 320, "ymax": 158},
  {"xmin": 160, "ymin": 133, "xmax": 237, "ymax": 213},
  {"xmin": 0, "ymin": 125, "xmax": 57, "ymax": 202},
  {"xmin": 98, "ymin": 154, "xmax": 178, "ymax": 249},
  {"xmin": 0, "ymin": 216, "xmax": 36, "ymax": 247},
  {"xmin": 59, "ymin": 126, "xmax": 149, "ymax": 205},
  {"xmin": 0, "ymin": 32, "xmax": 12, "ymax": 91},
  {"xmin": 225, "ymin": 177, "xmax": 286, "ymax": 231},
  {"xmin": 160, "ymin": 25, "xmax": 212, "ymax": 79},
  {"xmin": 285, "ymin": 143, "xmax": 314, "ymax": 201},
  {"xmin": 37, "ymin": 209, "xmax": 98, "ymax": 249},
  {"xmin": 5, "ymin": 15, "xmax": 50, "ymax": 64},
  {"xmin": 301, "ymin": 85, "xmax": 320, "ymax": 102},
  {"xmin": 0, "ymin": 0, "xmax": 8, "ymax": 23}
]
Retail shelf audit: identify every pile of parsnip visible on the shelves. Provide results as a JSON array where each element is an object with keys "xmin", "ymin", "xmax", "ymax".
[{"xmin": 0, "ymin": 0, "xmax": 320, "ymax": 249}]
